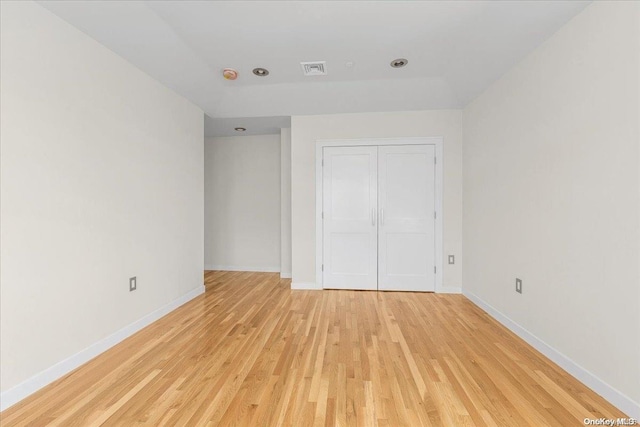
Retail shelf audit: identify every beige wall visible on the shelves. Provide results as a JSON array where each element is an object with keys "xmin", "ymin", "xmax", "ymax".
[
  {"xmin": 0, "ymin": 1, "xmax": 204, "ymax": 396},
  {"xmin": 204, "ymin": 135, "xmax": 281, "ymax": 271},
  {"xmin": 463, "ymin": 0, "xmax": 640, "ymax": 409},
  {"xmin": 291, "ymin": 110, "xmax": 463, "ymax": 288}
]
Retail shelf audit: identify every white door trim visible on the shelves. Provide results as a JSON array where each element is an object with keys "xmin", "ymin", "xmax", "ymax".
[{"xmin": 315, "ymin": 137, "xmax": 444, "ymax": 292}]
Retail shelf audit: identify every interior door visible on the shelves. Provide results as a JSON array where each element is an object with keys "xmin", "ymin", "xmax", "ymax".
[
  {"xmin": 322, "ymin": 146, "xmax": 378, "ymax": 290},
  {"xmin": 378, "ymin": 145, "xmax": 436, "ymax": 291}
]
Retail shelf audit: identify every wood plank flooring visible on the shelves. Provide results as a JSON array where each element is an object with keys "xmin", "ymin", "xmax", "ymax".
[{"xmin": 1, "ymin": 271, "xmax": 626, "ymax": 426}]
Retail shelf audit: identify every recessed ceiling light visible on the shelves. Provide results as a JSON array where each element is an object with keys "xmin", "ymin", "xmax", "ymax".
[
  {"xmin": 234, "ymin": 127, "xmax": 246, "ymax": 132},
  {"xmin": 252, "ymin": 67, "xmax": 269, "ymax": 76},
  {"xmin": 390, "ymin": 58, "xmax": 408, "ymax": 68}
]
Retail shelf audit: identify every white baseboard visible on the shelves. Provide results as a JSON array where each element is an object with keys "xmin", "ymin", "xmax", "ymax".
[
  {"xmin": 463, "ymin": 289, "xmax": 640, "ymax": 419},
  {"xmin": 291, "ymin": 282, "xmax": 322, "ymax": 290},
  {"xmin": 0, "ymin": 285, "xmax": 205, "ymax": 412},
  {"xmin": 204, "ymin": 265, "xmax": 280, "ymax": 273},
  {"xmin": 290, "ymin": 283, "xmax": 461, "ymax": 292},
  {"xmin": 436, "ymin": 286, "xmax": 461, "ymax": 294},
  {"xmin": 280, "ymin": 272, "xmax": 292, "ymax": 279}
]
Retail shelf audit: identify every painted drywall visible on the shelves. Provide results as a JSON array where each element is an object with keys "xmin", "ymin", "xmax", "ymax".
[
  {"xmin": 463, "ymin": 0, "xmax": 640, "ymax": 413},
  {"xmin": 291, "ymin": 111, "xmax": 463, "ymax": 289},
  {"xmin": 637, "ymin": 2, "xmax": 640, "ymax": 407},
  {"xmin": 204, "ymin": 135, "xmax": 281, "ymax": 272},
  {"xmin": 280, "ymin": 129, "xmax": 292, "ymax": 278},
  {"xmin": 0, "ymin": 0, "xmax": 204, "ymax": 401}
]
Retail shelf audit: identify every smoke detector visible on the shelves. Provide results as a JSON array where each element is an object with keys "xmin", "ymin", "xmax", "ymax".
[
  {"xmin": 301, "ymin": 61, "xmax": 327, "ymax": 76},
  {"xmin": 223, "ymin": 68, "xmax": 238, "ymax": 80}
]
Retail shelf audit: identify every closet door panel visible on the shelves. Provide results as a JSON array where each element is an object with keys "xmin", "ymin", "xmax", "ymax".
[
  {"xmin": 322, "ymin": 146, "xmax": 378, "ymax": 290},
  {"xmin": 378, "ymin": 145, "xmax": 436, "ymax": 291}
]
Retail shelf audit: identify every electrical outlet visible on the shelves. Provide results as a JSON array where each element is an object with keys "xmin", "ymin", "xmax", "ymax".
[
  {"xmin": 448, "ymin": 255, "xmax": 455, "ymax": 264},
  {"xmin": 515, "ymin": 278, "xmax": 522, "ymax": 294},
  {"xmin": 129, "ymin": 276, "xmax": 137, "ymax": 292}
]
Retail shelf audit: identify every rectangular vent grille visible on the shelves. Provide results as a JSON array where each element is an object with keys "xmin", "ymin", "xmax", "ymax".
[{"xmin": 301, "ymin": 61, "xmax": 327, "ymax": 76}]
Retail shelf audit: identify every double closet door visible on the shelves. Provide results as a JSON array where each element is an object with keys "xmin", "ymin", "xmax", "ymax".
[{"xmin": 322, "ymin": 144, "xmax": 436, "ymax": 292}]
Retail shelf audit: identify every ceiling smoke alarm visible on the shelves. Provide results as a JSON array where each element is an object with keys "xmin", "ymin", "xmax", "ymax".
[
  {"xmin": 223, "ymin": 68, "xmax": 238, "ymax": 80},
  {"xmin": 301, "ymin": 61, "xmax": 327, "ymax": 76}
]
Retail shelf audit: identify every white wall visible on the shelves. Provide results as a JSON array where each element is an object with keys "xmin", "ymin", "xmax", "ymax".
[
  {"xmin": 280, "ymin": 129, "xmax": 292, "ymax": 278},
  {"xmin": 204, "ymin": 135, "xmax": 281, "ymax": 272},
  {"xmin": 0, "ymin": 0, "xmax": 204, "ymax": 407},
  {"xmin": 291, "ymin": 111, "xmax": 463, "ymax": 289},
  {"xmin": 463, "ymin": 1, "xmax": 640, "ymax": 416}
]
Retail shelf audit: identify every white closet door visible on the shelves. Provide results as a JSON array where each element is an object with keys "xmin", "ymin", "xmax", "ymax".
[
  {"xmin": 322, "ymin": 146, "xmax": 378, "ymax": 290},
  {"xmin": 378, "ymin": 145, "xmax": 436, "ymax": 291}
]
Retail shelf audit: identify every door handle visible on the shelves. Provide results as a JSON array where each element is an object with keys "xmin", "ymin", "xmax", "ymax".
[
  {"xmin": 372, "ymin": 208, "xmax": 376, "ymax": 226},
  {"xmin": 380, "ymin": 208, "xmax": 384, "ymax": 226}
]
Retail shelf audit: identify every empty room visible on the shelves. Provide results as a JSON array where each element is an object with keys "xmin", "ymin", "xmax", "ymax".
[{"xmin": 1, "ymin": 1, "xmax": 638, "ymax": 426}]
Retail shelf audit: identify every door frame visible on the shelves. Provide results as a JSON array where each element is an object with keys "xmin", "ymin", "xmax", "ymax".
[{"xmin": 315, "ymin": 137, "xmax": 444, "ymax": 292}]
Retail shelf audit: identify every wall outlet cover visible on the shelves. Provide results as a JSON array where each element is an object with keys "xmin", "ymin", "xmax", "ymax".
[
  {"xmin": 516, "ymin": 278, "xmax": 522, "ymax": 294},
  {"xmin": 129, "ymin": 276, "xmax": 137, "ymax": 292},
  {"xmin": 448, "ymin": 255, "xmax": 455, "ymax": 264}
]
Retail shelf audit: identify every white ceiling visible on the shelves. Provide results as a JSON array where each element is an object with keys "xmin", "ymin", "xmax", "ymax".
[{"xmin": 38, "ymin": 1, "xmax": 589, "ymax": 136}]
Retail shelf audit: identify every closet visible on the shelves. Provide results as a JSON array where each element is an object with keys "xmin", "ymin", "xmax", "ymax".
[{"xmin": 321, "ymin": 144, "xmax": 436, "ymax": 292}]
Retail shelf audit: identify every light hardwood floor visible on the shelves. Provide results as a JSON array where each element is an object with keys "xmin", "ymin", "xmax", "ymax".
[{"xmin": 1, "ymin": 271, "xmax": 626, "ymax": 426}]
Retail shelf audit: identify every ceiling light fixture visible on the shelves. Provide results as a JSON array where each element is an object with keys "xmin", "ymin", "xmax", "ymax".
[
  {"xmin": 234, "ymin": 127, "xmax": 246, "ymax": 132},
  {"xmin": 390, "ymin": 58, "xmax": 408, "ymax": 68},
  {"xmin": 252, "ymin": 67, "xmax": 269, "ymax": 76}
]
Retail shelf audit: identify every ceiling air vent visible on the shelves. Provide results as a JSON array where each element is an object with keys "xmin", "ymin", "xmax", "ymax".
[{"xmin": 301, "ymin": 61, "xmax": 327, "ymax": 76}]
